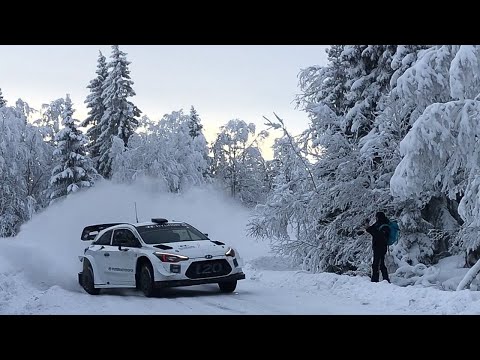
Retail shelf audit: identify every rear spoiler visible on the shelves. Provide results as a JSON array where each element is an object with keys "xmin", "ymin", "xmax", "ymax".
[{"xmin": 81, "ymin": 223, "xmax": 122, "ymax": 241}]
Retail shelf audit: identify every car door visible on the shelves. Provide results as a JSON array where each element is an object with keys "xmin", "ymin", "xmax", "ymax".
[
  {"xmin": 89, "ymin": 229, "xmax": 115, "ymax": 285},
  {"xmin": 106, "ymin": 228, "xmax": 139, "ymax": 285}
]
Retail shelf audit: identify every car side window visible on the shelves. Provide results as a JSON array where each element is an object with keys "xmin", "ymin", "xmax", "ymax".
[
  {"xmin": 112, "ymin": 229, "xmax": 140, "ymax": 247},
  {"xmin": 174, "ymin": 229, "xmax": 190, "ymax": 241},
  {"xmin": 94, "ymin": 230, "xmax": 113, "ymax": 245},
  {"xmin": 185, "ymin": 228, "xmax": 203, "ymax": 240}
]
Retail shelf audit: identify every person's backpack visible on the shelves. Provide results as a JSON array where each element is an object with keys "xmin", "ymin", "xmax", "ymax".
[{"xmin": 380, "ymin": 220, "xmax": 400, "ymax": 246}]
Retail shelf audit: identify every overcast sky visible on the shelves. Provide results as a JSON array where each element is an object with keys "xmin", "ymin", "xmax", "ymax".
[{"xmin": 0, "ymin": 45, "xmax": 329, "ymax": 158}]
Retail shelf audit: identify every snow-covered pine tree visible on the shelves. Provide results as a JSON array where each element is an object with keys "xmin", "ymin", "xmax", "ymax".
[
  {"xmin": 297, "ymin": 45, "xmax": 348, "ymax": 117},
  {"xmin": 81, "ymin": 51, "xmax": 108, "ymax": 163},
  {"xmin": 187, "ymin": 106, "xmax": 211, "ymax": 178},
  {"xmin": 390, "ymin": 45, "xmax": 431, "ymax": 91},
  {"xmin": 341, "ymin": 45, "xmax": 397, "ymax": 138},
  {"xmin": 392, "ymin": 45, "xmax": 455, "ymax": 127},
  {"xmin": 49, "ymin": 95, "xmax": 99, "ymax": 205},
  {"xmin": 390, "ymin": 45, "xmax": 477, "ymax": 265},
  {"xmin": 0, "ymin": 88, "xmax": 7, "ymax": 107},
  {"xmin": 188, "ymin": 106, "xmax": 204, "ymax": 138},
  {"xmin": 97, "ymin": 45, "xmax": 141, "ymax": 179}
]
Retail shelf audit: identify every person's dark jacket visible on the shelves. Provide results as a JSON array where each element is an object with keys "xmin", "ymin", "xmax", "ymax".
[{"xmin": 366, "ymin": 220, "xmax": 390, "ymax": 252}]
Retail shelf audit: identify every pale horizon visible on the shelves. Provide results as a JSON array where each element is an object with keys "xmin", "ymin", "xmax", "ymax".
[{"xmin": 0, "ymin": 45, "xmax": 329, "ymax": 159}]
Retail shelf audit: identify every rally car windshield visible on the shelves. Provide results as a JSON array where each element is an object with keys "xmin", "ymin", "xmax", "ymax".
[{"xmin": 137, "ymin": 224, "xmax": 210, "ymax": 244}]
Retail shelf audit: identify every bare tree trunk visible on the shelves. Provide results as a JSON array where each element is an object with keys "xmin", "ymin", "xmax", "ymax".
[{"xmin": 456, "ymin": 257, "xmax": 480, "ymax": 291}]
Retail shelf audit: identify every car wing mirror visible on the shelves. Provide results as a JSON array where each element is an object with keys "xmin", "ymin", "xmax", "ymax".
[{"xmin": 117, "ymin": 237, "xmax": 129, "ymax": 250}]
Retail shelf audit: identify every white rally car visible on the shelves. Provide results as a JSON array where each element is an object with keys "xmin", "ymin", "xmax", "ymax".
[{"xmin": 77, "ymin": 218, "xmax": 245, "ymax": 297}]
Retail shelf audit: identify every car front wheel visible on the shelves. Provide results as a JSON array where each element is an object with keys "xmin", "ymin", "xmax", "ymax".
[
  {"xmin": 82, "ymin": 261, "xmax": 100, "ymax": 295},
  {"xmin": 139, "ymin": 263, "xmax": 156, "ymax": 297},
  {"xmin": 218, "ymin": 280, "xmax": 237, "ymax": 293}
]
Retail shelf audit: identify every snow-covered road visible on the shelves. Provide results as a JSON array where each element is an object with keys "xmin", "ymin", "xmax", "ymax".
[
  {"xmin": 2, "ymin": 256, "xmax": 480, "ymax": 315},
  {"xmin": 0, "ymin": 273, "xmax": 387, "ymax": 315},
  {"xmin": 2, "ymin": 269, "xmax": 377, "ymax": 315}
]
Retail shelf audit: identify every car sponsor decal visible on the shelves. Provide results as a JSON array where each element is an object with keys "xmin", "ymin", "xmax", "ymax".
[
  {"xmin": 108, "ymin": 267, "xmax": 134, "ymax": 272},
  {"xmin": 142, "ymin": 223, "xmax": 186, "ymax": 229},
  {"xmin": 178, "ymin": 244, "xmax": 197, "ymax": 249}
]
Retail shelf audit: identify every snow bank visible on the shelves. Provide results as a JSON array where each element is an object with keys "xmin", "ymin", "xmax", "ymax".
[{"xmin": 244, "ymin": 264, "xmax": 480, "ymax": 314}]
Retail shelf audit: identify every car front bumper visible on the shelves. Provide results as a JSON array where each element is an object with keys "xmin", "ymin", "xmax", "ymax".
[{"xmin": 154, "ymin": 272, "xmax": 245, "ymax": 289}]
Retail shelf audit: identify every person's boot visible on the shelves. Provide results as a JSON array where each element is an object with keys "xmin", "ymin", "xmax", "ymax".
[{"xmin": 381, "ymin": 269, "xmax": 390, "ymax": 283}]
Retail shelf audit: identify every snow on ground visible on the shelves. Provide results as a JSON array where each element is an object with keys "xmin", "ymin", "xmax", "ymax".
[{"xmin": 1, "ymin": 180, "xmax": 480, "ymax": 314}]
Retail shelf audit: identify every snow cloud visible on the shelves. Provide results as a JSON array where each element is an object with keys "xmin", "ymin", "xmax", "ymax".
[{"xmin": 0, "ymin": 180, "xmax": 269, "ymax": 291}]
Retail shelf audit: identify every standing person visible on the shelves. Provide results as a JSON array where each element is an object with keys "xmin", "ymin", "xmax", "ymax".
[{"xmin": 364, "ymin": 211, "xmax": 391, "ymax": 283}]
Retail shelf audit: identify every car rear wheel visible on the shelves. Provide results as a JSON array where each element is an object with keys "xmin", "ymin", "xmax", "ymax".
[
  {"xmin": 82, "ymin": 261, "xmax": 100, "ymax": 295},
  {"xmin": 218, "ymin": 280, "xmax": 237, "ymax": 293},
  {"xmin": 139, "ymin": 263, "xmax": 155, "ymax": 297}
]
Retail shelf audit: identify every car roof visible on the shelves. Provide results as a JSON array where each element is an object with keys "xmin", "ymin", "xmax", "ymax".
[
  {"xmin": 83, "ymin": 219, "xmax": 191, "ymax": 242},
  {"xmin": 89, "ymin": 219, "xmax": 189, "ymax": 240},
  {"xmin": 107, "ymin": 220, "xmax": 187, "ymax": 229}
]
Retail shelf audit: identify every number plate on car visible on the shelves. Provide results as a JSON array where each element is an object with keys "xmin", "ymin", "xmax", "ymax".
[
  {"xmin": 186, "ymin": 260, "xmax": 232, "ymax": 279},
  {"xmin": 196, "ymin": 262, "xmax": 223, "ymax": 275}
]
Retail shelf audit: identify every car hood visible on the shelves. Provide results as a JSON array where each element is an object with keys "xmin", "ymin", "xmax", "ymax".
[{"xmin": 145, "ymin": 240, "xmax": 230, "ymax": 259}]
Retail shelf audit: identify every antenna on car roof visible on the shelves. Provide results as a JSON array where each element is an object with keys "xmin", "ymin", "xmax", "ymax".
[{"xmin": 134, "ymin": 202, "xmax": 139, "ymax": 223}]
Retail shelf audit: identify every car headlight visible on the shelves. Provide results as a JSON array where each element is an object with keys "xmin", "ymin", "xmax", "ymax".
[
  {"xmin": 154, "ymin": 252, "xmax": 189, "ymax": 263},
  {"xmin": 225, "ymin": 247, "xmax": 235, "ymax": 257}
]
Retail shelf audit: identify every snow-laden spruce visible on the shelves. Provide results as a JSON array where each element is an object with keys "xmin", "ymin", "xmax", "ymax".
[
  {"xmin": 81, "ymin": 51, "xmax": 108, "ymax": 163},
  {"xmin": 0, "ymin": 88, "xmax": 7, "ymax": 107},
  {"xmin": 188, "ymin": 106, "xmax": 203, "ymax": 138},
  {"xmin": 112, "ymin": 110, "xmax": 209, "ymax": 193},
  {"xmin": 392, "ymin": 45, "xmax": 458, "ymax": 126},
  {"xmin": 96, "ymin": 45, "xmax": 141, "ymax": 179},
  {"xmin": 48, "ymin": 95, "xmax": 99, "ymax": 205},
  {"xmin": 341, "ymin": 45, "xmax": 396, "ymax": 137},
  {"xmin": 391, "ymin": 45, "xmax": 480, "ymax": 263},
  {"xmin": 188, "ymin": 106, "xmax": 210, "ymax": 177},
  {"xmin": 389, "ymin": 45, "xmax": 430, "ymax": 90},
  {"xmin": 297, "ymin": 45, "xmax": 348, "ymax": 117}
]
